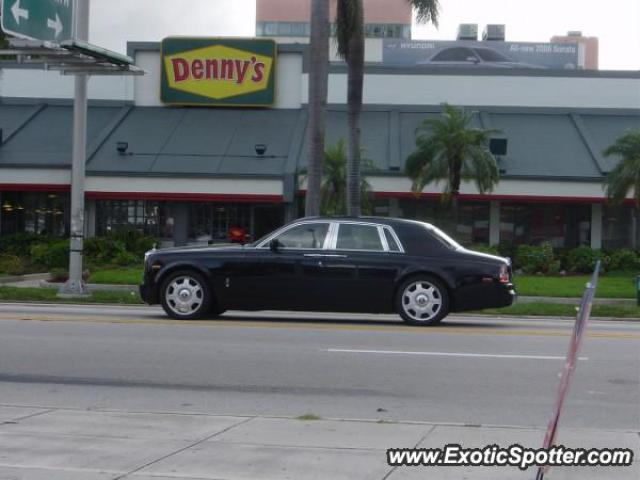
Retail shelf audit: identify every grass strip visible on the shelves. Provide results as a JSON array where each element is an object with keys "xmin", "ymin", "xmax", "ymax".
[
  {"xmin": 88, "ymin": 268, "xmax": 143, "ymax": 285},
  {"xmin": 0, "ymin": 286, "xmax": 143, "ymax": 305},
  {"xmin": 515, "ymin": 273, "xmax": 634, "ymax": 299},
  {"xmin": 478, "ymin": 302, "xmax": 640, "ymax": 319}
]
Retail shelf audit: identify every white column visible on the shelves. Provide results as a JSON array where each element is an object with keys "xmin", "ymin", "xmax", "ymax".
[
  {"xmin": 489, "ymin": 200, "xmax": 500, "ymax": 246},
  {"xmin": 388, "ymin": 198, "xmax": 401, "ymax": 217},
  {"xmin": 590, "ymin": 203, "xmax": 603, "ymax": 249}
]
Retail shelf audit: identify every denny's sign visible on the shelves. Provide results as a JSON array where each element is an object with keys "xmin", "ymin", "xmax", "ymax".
[{"xmin": 161, "ymin": 38, "xmax": 276, "ymax": 107}]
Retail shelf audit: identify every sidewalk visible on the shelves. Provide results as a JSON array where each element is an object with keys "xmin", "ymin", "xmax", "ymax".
[{"xmin": 0, "ymin": 405, "xmax": 637, "ymax": 479}]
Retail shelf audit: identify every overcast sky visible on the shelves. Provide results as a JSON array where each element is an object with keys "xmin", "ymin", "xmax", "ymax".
[{"xmin": 90, "ymin": 0, "xmax": 639, "ymax": 70}]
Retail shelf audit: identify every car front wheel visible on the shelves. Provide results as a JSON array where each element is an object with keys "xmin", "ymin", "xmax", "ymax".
[
  {"xmin": 396, "ymin": 276, "xmax": 449, "ymax": 326},
  {"xmin": 160, "ymin": 270, "xmax": 212, "ymax": 320}
]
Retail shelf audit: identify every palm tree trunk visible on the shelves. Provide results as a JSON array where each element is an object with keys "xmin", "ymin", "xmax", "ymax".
[
  {"xmin": 305, "ymin": 0, "xmax": 330, "ymax": 217},
  {"xmin": 346, "ymin": 0, "xmax": 364, "ymax": 217}
]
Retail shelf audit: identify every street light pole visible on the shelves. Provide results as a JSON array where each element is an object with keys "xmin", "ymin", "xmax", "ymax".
[{"xmin": 59, "ymin": 0, "xmax": 90, "ymax": 297}]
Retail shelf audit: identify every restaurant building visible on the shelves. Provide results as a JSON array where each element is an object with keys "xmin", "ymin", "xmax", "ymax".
[{"xmin": 0, "ymin": 33, "xmax": 638, "ymax": 249}]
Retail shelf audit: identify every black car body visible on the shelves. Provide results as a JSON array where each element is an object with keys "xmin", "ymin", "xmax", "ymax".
[{"xmin": 140, "ymin": 217, "xmax": 516, "ymax": 325}]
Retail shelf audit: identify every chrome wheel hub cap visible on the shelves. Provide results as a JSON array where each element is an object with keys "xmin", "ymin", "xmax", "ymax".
[
  {"xmin": 165, "ymin": 276, "xmax": 204, "ymax": 316},
  {"xmin": 402, "ymin": 281, "xmax": 442, "ymax": 322}
]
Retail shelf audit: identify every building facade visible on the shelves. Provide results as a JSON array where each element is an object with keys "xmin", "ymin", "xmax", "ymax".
[
  {"xmin": 0, "ymin": 38, "xmax": 638, "ymax": 249},
  {"xmin": 256, "ymin": 0, "xmax": 412, "ymax": 39},
  {"xmin": 552, "ymin": 31, "xmax": 599, "ymax": 70}
]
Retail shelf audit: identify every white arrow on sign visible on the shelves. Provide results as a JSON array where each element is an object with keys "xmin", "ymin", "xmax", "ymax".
[
  {"xmin": 11, "ymin": 0, "xmax": 29, "ymax": 24},
  {"xmin": 47, "ymin": 13, "xmax": 63, "ymax": 38}
]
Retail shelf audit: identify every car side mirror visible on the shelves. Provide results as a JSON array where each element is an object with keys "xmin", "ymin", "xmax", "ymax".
[{"xmin": 269, "ymin": 238, "xmax": 281, "ymax": 252}]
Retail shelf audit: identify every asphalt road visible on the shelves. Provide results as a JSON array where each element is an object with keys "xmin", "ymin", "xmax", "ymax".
[{"xmin": 0, "ymin": 303, "xmax": 638, "ymax": 431}]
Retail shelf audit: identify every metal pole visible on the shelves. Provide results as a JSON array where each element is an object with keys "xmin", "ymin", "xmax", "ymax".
[{"xmin": 59, "ymin": 0, "xmax": 90, "ymax": 297}]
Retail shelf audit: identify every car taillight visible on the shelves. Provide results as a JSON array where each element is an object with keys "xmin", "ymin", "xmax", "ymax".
[{"xmin": 499, "ymin": 264, "xmax": 509, "ymax": 283}]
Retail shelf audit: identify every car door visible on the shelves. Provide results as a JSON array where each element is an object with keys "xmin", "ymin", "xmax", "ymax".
[
  {"xmin": 254, "ymin": 221, "xmax": 332, "ymax": 310},
  {"xmin": 320, "ymin": 222, "xmax": 403, "ymax": 313}
]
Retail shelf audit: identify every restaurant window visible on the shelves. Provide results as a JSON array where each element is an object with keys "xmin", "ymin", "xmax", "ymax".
[
  {"xmin": 500, "ymin": 203, "xmax": 591, "ymax": 248},
  {"xmin": 0, "ymin": 192, "xmax": 69, "ymax": 236},
  {"xmin": 603, "ymin": 205, "xmax": 638, "ymax": 249},
  {"xmin": 96, "ymin": 200, "xmax": 172, "ymax": 238},
  {"xmin": 189, "ymin": 203, "xmax": 252, "ymax": 243}
]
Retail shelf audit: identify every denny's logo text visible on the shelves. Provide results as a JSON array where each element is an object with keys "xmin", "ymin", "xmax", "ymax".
[{"xmin": 161, "ymin": 38, "xmax": 276, "ymax": 107}]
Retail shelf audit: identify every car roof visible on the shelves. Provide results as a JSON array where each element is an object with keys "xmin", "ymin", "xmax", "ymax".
[{"xmin": 295, "ymin": 216, "xmax": 433, "ymax": 229}]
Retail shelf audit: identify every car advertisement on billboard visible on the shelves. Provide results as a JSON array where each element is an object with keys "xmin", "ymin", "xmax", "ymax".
[{"xmin": 383, "ymin": 39, "xmax": 580, "ymax": 70}]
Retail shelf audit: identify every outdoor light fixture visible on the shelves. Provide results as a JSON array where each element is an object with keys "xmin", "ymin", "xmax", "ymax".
[
  {"xmin": 116, "ymin": 141, "xmax": 129, "ymax": 154},
  {"xmin": 2, "ymin": 201, "xmax": 12, "ymax": 211},
  {"xmin": 254, "ymin": 144, "xmax": 267, "ymax": 156}
]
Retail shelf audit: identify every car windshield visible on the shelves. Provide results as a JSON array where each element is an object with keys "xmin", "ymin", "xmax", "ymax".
[{"xmin": 424, "ymin": 224, "xmax": 463, "ymax": 250}]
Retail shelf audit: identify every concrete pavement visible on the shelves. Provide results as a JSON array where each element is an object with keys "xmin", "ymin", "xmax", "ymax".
[
  {"xmin": 0, "ymin": 304, "xmax": 638, "ymax": 479},
  {"xmin": 0, "ymin": 405, "xmax": 637, "ymax": 479}
]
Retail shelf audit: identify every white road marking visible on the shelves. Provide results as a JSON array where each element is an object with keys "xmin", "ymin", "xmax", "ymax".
[{"xmin": 326, "ymin": 348, "xmax": 588, "ymax": 361}]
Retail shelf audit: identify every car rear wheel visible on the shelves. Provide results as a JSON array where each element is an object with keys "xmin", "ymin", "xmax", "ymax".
[
  {"xmin": 396, "ymin": 276, "xmax": 449, "ymax": 326},
  {"xmin": 160, "ymin": 270, "xmax": 212, "ymax": 320}
]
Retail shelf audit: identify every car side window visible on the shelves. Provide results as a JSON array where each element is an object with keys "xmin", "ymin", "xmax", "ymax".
[
  {"xmin": 336, "ymin": 224, "xmax": 384, "ymax": 251},
  {"xmin": 384, "ymin": 228, "xmax": 401, "ymax": 252},
  {"xmin": 274, "ymin": 223, "xmax": 329, "ymax": 249}
]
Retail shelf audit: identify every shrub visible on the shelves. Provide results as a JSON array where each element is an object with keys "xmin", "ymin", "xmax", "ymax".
[
  {"xmin": 84, "ymin": 231, "xmax": 153, "ymax": 266},
  {"xmin": 607, "ymin": 249, "xmax": 639, "ymax": 272},
  {"xmin": 0, "ymin": 255, "xmax": 27, "ymax": 275},
  {"xmin": 30, "ymin": 240, "xmax": 70, "ymax": 270},
  {"xmin": 514, "ymin": 243, "xmax": 556, "ymax": 274},
  {"xmin": 114, "ymin": 251, "xmax": 138, "ymax": 266},
  {"xmin": 566, "ymin": 246, "xmax": 604, "ymax": 274},
  {"xmin": 108, "ymin": 230, "xmax": 155, "ymax": 257},
  {"xmin": 497, "ymin": 242, "xmax": 516, "ymax": 260},
  {"xmin": 84, "ymin": 237, "xmax": 126, "ymax": 265},
  {"xmin": 0, "ymin": 233, "xmax": 58, "ymax": 257}
]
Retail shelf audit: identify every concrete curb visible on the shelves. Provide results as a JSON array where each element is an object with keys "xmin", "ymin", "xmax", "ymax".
[{"xmin": 0, "ymin": 273, "xmax": 50, "ymax": 284}]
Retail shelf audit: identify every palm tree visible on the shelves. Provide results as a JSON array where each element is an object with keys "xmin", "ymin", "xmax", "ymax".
[
  {"xmin": 320, "ymin": 139, "xmax": 374, "ymax": 215},
  {"xmin": 305, "ymin": 0, "xmax": 331, "ymax": 217},
  {"xmin": 405, "ymin": 104, "xmax": 500, "ymax": 226},
  {"xmin": 336, "ymin": 0, "xmax": 440, "ymax": 216},
  {"xmin": 603, "ymin": 130, "xmax": 640, "ymax": 207}
]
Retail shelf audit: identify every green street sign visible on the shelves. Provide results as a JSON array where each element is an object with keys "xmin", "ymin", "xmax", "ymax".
[{"xmin": 1, "ymin": 0, "xmax": 73, "ymax": 43}]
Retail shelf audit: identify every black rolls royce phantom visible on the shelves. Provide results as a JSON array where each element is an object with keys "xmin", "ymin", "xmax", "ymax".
[{"xmin": 140, "ymin": 217, "xmax": 516, "ymax": 325}]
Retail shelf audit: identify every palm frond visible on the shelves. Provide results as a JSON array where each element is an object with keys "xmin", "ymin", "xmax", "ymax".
[
  {"xmin": 320, "ymin": 139, "xmax": 374, "ymax": 215},
  {"xmin": 603, "ymin": 130, "xmax": 640, "ymax": 206},
  {"xmin": 335, "ymin": 0, "xmax": 363, "ymax": 60},
  {"xmin": 405, "ymin": 104, "xmax": 501, "ymax": 200},
  {"xmin": 409, "ymin": 0, "xmax": 440, "ymax": 27}
]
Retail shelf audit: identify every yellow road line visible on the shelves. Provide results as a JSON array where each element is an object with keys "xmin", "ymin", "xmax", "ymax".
[{"xmin": 0, "ymin": 314, "xmax": 638, "ymax": 339}]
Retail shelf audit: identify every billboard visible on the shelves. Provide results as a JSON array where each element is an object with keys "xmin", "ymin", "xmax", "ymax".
[
  {"xmin": 161, "ymin": 37, "xmax": 277, "ymax": 107},
  {"xmin": 383, "ymin": 39, "xmax": 580, "ymax": 70}
]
